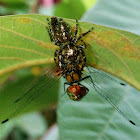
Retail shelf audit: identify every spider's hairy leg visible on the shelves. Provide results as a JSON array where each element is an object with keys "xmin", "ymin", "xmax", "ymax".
[
  {"xmin": 46, "ymin": 18, "xmax": 60, "ymax": 45},
  {"xmin": 59, "ymin": 17, "xmax": 63, "ymax": 21},
  {"xmin": 75, "ymin": 27, "xmax": 94, "ymax": 43},
  {"xmin": 77, "ymin": 48, "xmax": 86, "ymax": 66},
  {"xmin": 76, "ymin": 39, "xmax": 86, "ymax": 49},
  {"xmin": 73, "ymin": 20, "xmax": 78, "ymax": 41},
  {"xmin": 54, "ymin": 49, "xmax": 60, "ymax": 65}
]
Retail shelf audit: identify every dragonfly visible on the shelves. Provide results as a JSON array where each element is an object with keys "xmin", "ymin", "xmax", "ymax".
[{"xmin": 1, "ymin": 16, "xmax": 139, "ymax": 126}]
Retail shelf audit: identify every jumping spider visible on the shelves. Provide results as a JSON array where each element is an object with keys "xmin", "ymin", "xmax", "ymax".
[{"xmin": 47, "ymin": 16, "xmax": 94, "ymax": 101}]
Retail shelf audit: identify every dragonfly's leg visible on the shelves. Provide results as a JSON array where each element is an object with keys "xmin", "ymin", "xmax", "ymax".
[
  {"xmin": 46, "ymin": 18, "xmax": 60, "ymax": 45},
  {"xmin": 80, "ymin": 75, "xmax": 94, "ymax": 84},
  {"xmin": 75, "ymin": 27, "xmax": 94, "ymax": 43},
  {"xmin": 64, "ymin": 82, "xmax": 69, "ymax": 92},
  {"xmin": 80, "ymin": 75, "xmax": 96, "ymax": 89},
  {"xmin": 59, "ymin": 82, "xmax": 69, "ymax": 98}
]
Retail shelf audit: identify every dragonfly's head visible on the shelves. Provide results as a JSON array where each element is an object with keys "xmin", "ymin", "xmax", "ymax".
[{"xmin": 67, "ymin": 84, "xmax": 89, "ymax": 101}]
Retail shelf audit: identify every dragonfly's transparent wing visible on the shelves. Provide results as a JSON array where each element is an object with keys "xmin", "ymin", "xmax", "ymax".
[
  {"xmin": 1, "ymin": 65, "xmax": 62, "ymax": 124},
  {"xmin": 84, "ymin": 66, "xmax": 140, "ymax": 126}
]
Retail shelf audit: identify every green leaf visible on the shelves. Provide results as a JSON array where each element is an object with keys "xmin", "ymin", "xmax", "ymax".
[
  {"xmin": 0, "ymin": 68, "xmax": 59, "ymax": 122},
  {"xmin": 0, "ymin": 13, "xmax": 139, "ymax": 139},
  {"xmin": 58, "ymin": 0, "xmax": 140, "ymax": 140},
  {"xmin": 58, "ymin": 77, "xmax": 140, "ymax": 140},
  {"xmin": 82, "ymin": 0, "xmax": 140, "ymax": 35},
  {"xmin": 0, "ymin": 15, "xmax": 139, "ymax": 90},
  {"xmin": 0, "ymin": 15, "xmax": 56, "ymax": 76}
]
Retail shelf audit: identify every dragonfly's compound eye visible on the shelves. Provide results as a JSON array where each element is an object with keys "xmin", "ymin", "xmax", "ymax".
[{"xmin": 67, "ymin": 85, "xmax": 89, "ymax": 101}]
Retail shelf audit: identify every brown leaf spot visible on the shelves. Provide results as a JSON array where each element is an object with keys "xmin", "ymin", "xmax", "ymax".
[
  {"xmin": 121, "ymin": 45, "xmax": 135, "ymax": 52},
  {"xmin": 98, "ymin": 38, "xmax": 110, "ymax": 46},
  {"xmin": 92, "ymin": 31, "xmax": 96, "ymax": 35},
  {"xmin": 17, "ymin": 18, "xmax": 31, "ymax": 24}
]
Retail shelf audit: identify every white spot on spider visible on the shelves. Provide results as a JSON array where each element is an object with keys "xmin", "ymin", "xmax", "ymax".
[
  {"xmin": 61, "ymin": 25, "xmax": 64, "ymax": 30},
  {"xmin": 59, "ymin": 55, "xmax": 62, "ymax": 60},
  {"xmin": 59, "ymin": 62, "xmax": 62, "ymax": 68},
  {"xmin": 67, "ymin": 49, "xmax": 74, "ymax": 56}
]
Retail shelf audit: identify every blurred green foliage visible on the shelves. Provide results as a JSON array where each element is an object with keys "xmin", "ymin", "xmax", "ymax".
[
  {"xmin": 0, "ymin": 0, "xmax": 140, "ymax": 140},
  {"xmin": 54, "ymin": 0, "xmax": 96, "ymax": 19},
  {"xmin": 0, "ymin": 0, "xmax": 28, "ymax": 15}
]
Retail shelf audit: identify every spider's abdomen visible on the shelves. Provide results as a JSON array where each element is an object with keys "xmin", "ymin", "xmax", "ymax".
[{"xmin": 54, "ymin": 45, "xmax": 86, "ymax": 84}]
